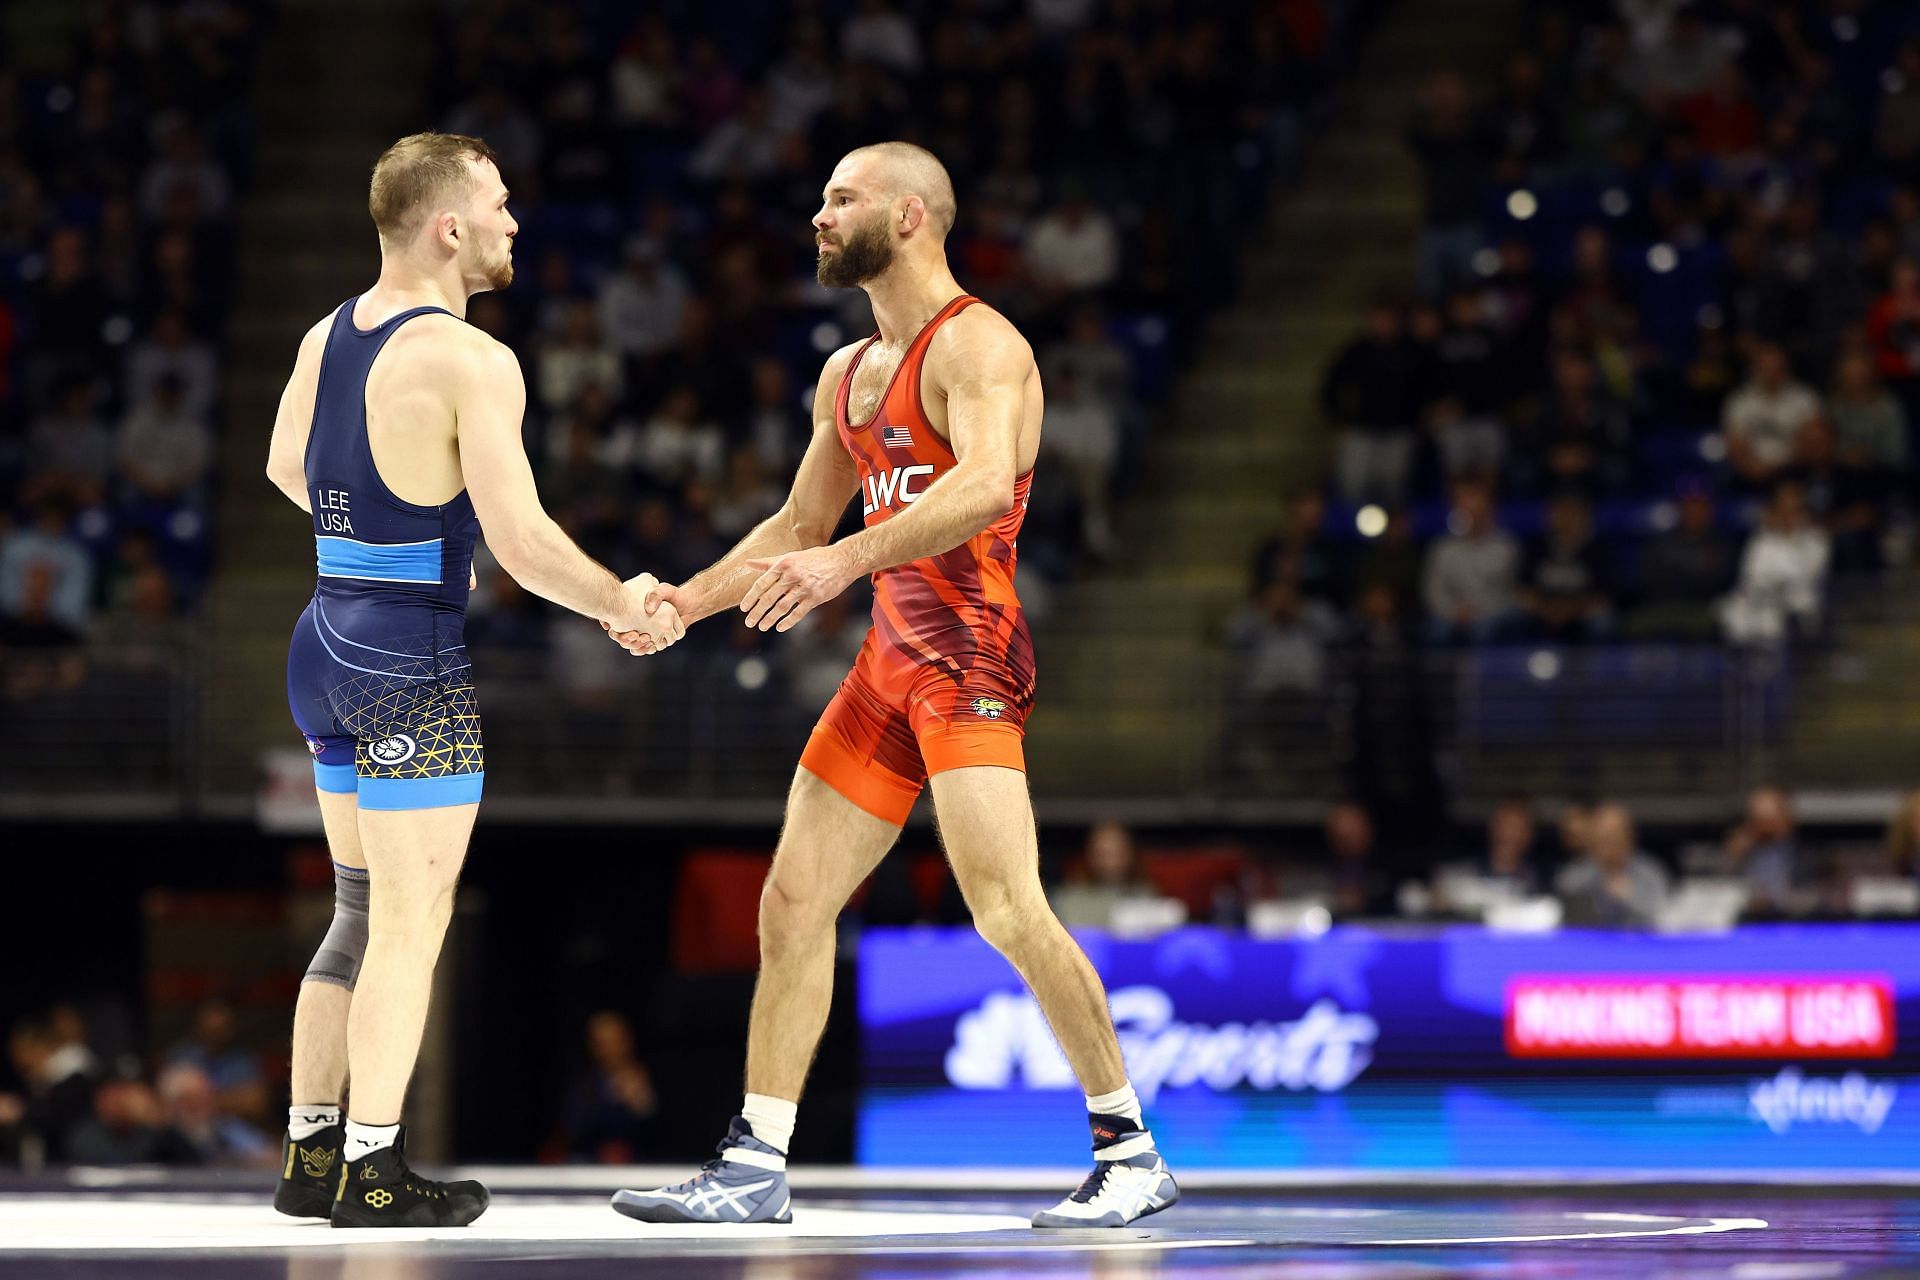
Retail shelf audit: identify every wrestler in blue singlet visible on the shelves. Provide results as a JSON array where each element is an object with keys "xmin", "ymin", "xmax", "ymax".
[{"xmin": 285, "ymin": 298, "xmax": 483, "ymax": 809}]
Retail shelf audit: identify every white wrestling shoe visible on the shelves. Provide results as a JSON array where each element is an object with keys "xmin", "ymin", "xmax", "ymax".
[{"xmin": 1031, "ymin": 1131, "xmax": 1179, "ymax": 1228}]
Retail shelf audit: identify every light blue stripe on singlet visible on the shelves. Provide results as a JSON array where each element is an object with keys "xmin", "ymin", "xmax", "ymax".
[
  {"xmin": 359, "ymin": 772, "xmax": 484, "ymax": 810},
  {"xmin": 313, "ymin": 761, "xmax": 358, "ymax": 794},
  {"xmin": 315, "ymin": 535, "xmax": 443, "ymax": 585}
]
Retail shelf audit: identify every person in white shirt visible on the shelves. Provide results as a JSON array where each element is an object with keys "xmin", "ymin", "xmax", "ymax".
[
  {"xmin": 1721, "ymin": 481, "xmax": 1831, "ymax": 645},
  {"xmin": 1722, "ymin": 342, "xmax": 1821, "ymax": 485}
]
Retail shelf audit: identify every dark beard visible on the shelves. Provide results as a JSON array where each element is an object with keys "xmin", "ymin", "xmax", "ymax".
[{"xmin": 816, "ymin": 218, "xmax": 893, "ymax": 287}]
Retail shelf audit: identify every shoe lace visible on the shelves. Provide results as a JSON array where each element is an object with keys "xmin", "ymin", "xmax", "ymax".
[{"xmin": 1069, "ymin": 1162, "xmax": 1110, "ymax": 1204}]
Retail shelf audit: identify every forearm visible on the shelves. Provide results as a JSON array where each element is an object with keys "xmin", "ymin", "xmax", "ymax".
[
  {"xmin": 496, "ymin": 515, "xmax": 625, "ymax": 621},
  {"xmin": 833, "ymin": 466, "xmax": 1007, "ymax": 578},
  {"xmin": 675, "ymin": 511, "xmax": 810, "ymax": 624}
]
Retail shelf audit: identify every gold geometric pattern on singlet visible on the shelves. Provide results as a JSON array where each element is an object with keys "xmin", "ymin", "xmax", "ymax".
[{"xmin": 333, "ymin": 673, "xmax": 484, "ymax": 780}]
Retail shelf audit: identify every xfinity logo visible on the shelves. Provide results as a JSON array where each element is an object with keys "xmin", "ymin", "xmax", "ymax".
[
  {"xmin": 1748, "ymin": 1067, "xmax": 1897, "ymax": 1135},
  {"xmin": 944, "ymin": 985, "xmax": 1378, "ymax": 1100}
]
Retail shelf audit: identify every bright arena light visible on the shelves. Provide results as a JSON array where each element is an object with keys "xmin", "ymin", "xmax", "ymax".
[
  {"xmin": 736, "ymin": 656, "xmax": 770, "ymax": 690},
  {"xmin": 1528, "ymin": 650, "xmax": 1562, "ymax": 682},
  {"xmin": 1356, "ymin": 505, "xmax": 1388, "ymax": 538},
  {"xmin": 810, "ymin": 322, "xmax": 843, "ymax": 353},
  {"xmin": 1647, "ymin": 243, "xmax": 1679, "ymax": 273},
  {"xmin": 1506, "ymin": 189, "xmax": 1538, "ymax": 221},
  {"xmin": 1601, "ymin": 188, "xmax": 1631, "ymax": 217}
]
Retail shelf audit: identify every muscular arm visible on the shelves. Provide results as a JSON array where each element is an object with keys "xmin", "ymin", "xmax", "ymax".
[
  {"xmin": 666, "ymin": 353, "xmax": 861, "ymax": 625},
  {"xmin": 454, "ymin": 338, "xmax": 630, "ymax": 624},
  {"xmin": 832, "ymin": 312, "xmax": 1028, "ymax": 577},
  {"xmin": 264, "ymin": 319, "xmax": 329, "ymax": 513}
]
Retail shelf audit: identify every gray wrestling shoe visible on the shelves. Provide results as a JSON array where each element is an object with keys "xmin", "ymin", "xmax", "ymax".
[
  {"xmin": 610, "ymin": 1117, "xmax": 793, "ymax": 1224},
  {"xmin": 1031, "ymin": 1128, "xmax": 1179, "ymax": 1228}
]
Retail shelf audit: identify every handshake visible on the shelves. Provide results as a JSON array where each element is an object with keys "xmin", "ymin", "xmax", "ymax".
[{"xmin": 600, "ymin": 573, "xmax": 686, "ymax": 656}]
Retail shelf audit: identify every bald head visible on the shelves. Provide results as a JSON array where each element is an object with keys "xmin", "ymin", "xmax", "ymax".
[{"xmin": 841, "ymin": 142, "xmax": 957, "ymax": 238}]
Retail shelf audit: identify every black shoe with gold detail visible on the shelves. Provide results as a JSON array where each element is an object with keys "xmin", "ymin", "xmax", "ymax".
[
  {"xmin": 328, "ymin": 1127, "xmax": 490, "ymax": 1228},
  {"xmin": 273, "ymin": 1124, "xmax": 342, "ymax": 1219}
]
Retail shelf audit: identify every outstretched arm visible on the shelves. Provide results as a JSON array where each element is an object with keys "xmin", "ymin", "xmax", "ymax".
[
  {"xmin": 740, "ymin": 311, "xmax": 1031, "ymax": 633},
  {"xmin": 620, "ymin": 351, "xmax": 860, "ymax": 639},
  {"xmin": 455, "ymin": 337, "xmax": 680, "ymax": 648}
]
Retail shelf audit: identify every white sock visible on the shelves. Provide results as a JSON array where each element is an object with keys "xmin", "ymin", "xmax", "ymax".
[
  {"xmin": 1086, "ymin": 1082, "xmax": 1144, "ymax": 1128},
  {"xmin": 343, "ymin": 1119, "xmax": 399, "ymax": 1161},
  {"xmin": 288, "ymin": 1104, "xmax": 341, "ymax": 1141},
  {"xmin": 740, "ymin": 1092, "xmax": 796, "ymax": 1156}
]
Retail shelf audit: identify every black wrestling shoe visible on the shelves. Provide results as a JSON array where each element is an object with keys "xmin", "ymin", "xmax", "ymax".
[
  {"xmin": 274, "ymin": 1124, "xmax": 342, "ymax": 1219},
  {"xmin": 328, "ymin": 1127, "xmax": 490, "ymax": 1228}
]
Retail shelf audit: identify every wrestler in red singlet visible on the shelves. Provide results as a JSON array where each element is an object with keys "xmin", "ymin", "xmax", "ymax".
[{"xmin": 799, "ymin": 294, "xmax": 1037, "ymax": 825}]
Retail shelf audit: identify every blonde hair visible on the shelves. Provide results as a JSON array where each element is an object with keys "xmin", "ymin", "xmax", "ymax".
[
  {"xmin": 369, "ymin": 132, "xmax": 501, "ymax": 244},
  {"xmin": 1888, "ymin": 789, "xmax": 1920, "ymax": 871}
]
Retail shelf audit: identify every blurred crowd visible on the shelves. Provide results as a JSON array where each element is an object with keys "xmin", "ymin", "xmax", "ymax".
[
  {"xmin": 1242, "ymin": 0, "xmax": 1920, "ymax": 690},
  {"xmin": 1, "ymin": 998, "xmax": 274, "ymax": 1170},
  {"xmin": 439, "ymin": 0, "xmax": 1352, "ymax": 710},
  {"xmin": 0, "ymin": 3, "xmax": 263, "ymax": 665},
  {"xmin": 1044, "ymin": 785, "xmax": 1920, "ymax": 935}
]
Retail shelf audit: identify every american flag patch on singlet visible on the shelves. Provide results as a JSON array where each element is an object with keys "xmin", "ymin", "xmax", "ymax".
[{"xmin": 882, "ymin": 425, "xmax": 913, "ymax": 448}]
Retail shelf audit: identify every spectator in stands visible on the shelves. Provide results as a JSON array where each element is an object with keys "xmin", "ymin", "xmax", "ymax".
[
  {"xmin": 1866, "ymin": 256, "xmax": 1920, "ymax": 411},
  {"xmin": 1039, "ymin": 366, "xmax": 1120, "ymax": 557},
  {"xmin": 783, "ymin": 591, "xmax": 870, "ymax": 712},
  {"xmin": 599, "ymin": 238, "xmax": 698, "ymax": 364},
  {"xmin": 1325, "ymin": 802, "xmax": 1395, "ymax": 918},
  {"xmin": 555, "ymin": 1010, "xmax": 657, "ymax": 1163},
  {"xmin": 1519, "ymin": 492, "xmax": 1614, "ymax": 642},
  {"xmin": 0, "ymin": 498, "xmax": 92, "ymax": 633},
  {"xmin": 124, "ymin": 309, "xmax": 218, "ymax": 422},
  {"xmin": 1023, "ymin": 184, "xmax": 1120, "ymax": 298},
  {"xmin": 443, "ymin": 83, "xmax": 542, "ymax": 183},
  {"xmin": 1225, "ymin": 579, "xmax": 1334, "ymax": 700},
  {"xmin": 1630, "ymin": 484, "xmax": 1737, "ymax": 639},
  {"xmin": 688, "ymin": 88, "xmax": 785, "ymax": 182},
  {"xmin": 1877, "ymin": 39, "xmax": 1920, "ymax": 183},
  {"xmin": 628, "ymin": 386, "xmax": 725, "ymax": 490},
  {"xmin": 744, "ymin": 358, "xmax": 805, "ymax": 474},
  {"xmin": 1252, "ymin": 490, "xmax": 1342, "ymax": 607},
  {"xmin": 2, "ymin": 1017, "xmax": 96, "ymax": 1164},
  {"xmin": 1223, "ymin": 579, "xmax": 1336, "ymax": 777},
  {"xmin": 25, "ymin": 226, "xmax": 111, "ymax": 392},
  {"xmin": 1322, "ymin": 301, "xmax": 1418, "ymax": 504},
  {"xmin": 24, "ymin": 375, "xmax": 113, "ymax": 504},
  {"xmin": 1433, "ymin": 798, "xmax": 1543, "ymax": 912},
  {"xmin": 1713, "ymin": 785, "xmax": 1800, "ymax": 914},
  {"xmin": 841, "ymin": 0, "xmax": 921, "ymax": 76},
  {"xmin": 164, "ymin": 1000, "xmax": 266, "ymax": 1125},
  {"xmin": 1794, "ymin": 417, "xmax": 1884, "ymax": 575},
  {"xmin": 1723, "ymin": 343, "xmax": 1821, "ymax": 486},
  {"xmin": 65, "ymin": 1078, "xmax": 193, "ymax": 1166},
  {"xmin": 1425, "ymin": 395, "xmax": 1504, "ymax": 488},
  {"xmin": 1828, "ymin": 348, "xmax": 1909, "ymax": 478},
  {"xmin": 1555, "ymin": 801, "xmax": 1670, "ymax": 927},
  {"xmin": 1051, "ymin": 821, "xmax": 1159, "ymax": 929},
  {"xmin": 154, "ymin": 1062, "xmax": 273, "ymax": 1168},
  {"xmin": 1406, "ymin": 70, "xmax": 1488, "ymax": 298},
  {"xmin": 139, "ymin": 123, "xmax": 231, "ymax": 221},
  {"xmin": 1421, "ymin": 479, "xmax": 1520, "ymax": 643},
  {"xmin": 117, "ymin": 374, "xmax": 213, "ymax": 509},
  {"xmin": 537, "ymin": 301, "xmax": 624, "ymax": 416},
  {"xmin": 1721, "ymin": 480, "xmax": 1830, "ymax": 646},
  {"xmin": 1524, "ymin": 347, "xmax": 1633, "ymax": 497}
]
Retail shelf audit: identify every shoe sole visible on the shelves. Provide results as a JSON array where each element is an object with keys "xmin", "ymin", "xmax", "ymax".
[
  {"xmin": 1030, "ymin": 1181, "xmax": 1180, "ymax": 1229},
  {"xmin": 272, "ymin": 1184, "xmax": 333, "ymax": 1220},
  {"xmin": 610, "ymin": 1190, "xmax": 791, "ymax": 1225}
]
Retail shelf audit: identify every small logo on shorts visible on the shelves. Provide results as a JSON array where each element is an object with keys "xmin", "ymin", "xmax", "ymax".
[
  {"xmin": 368, "ymin": 734, "xmax": 417, "ymax": 767},
  {"xmin": 971, "ymin": 698, "xmax": 1008, "ymax": 719}
]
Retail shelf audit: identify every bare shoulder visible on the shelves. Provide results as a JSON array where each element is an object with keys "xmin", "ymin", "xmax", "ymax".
[
  {"xmin": 396, "ymin": 314, "xmax": 522, "ymax": 390},
  {"xmin": 928, "ymin": 303, "xmax": 1034, "ymax": 381},
  {"xmin": 811, "ymin": 338, "xmax": 869, "ymax": 407}
]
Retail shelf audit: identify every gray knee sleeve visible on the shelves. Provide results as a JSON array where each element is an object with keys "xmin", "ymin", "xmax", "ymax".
[{"xmin": 305, "ymin": 863, "xmax": 370, "ymax": 991}]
